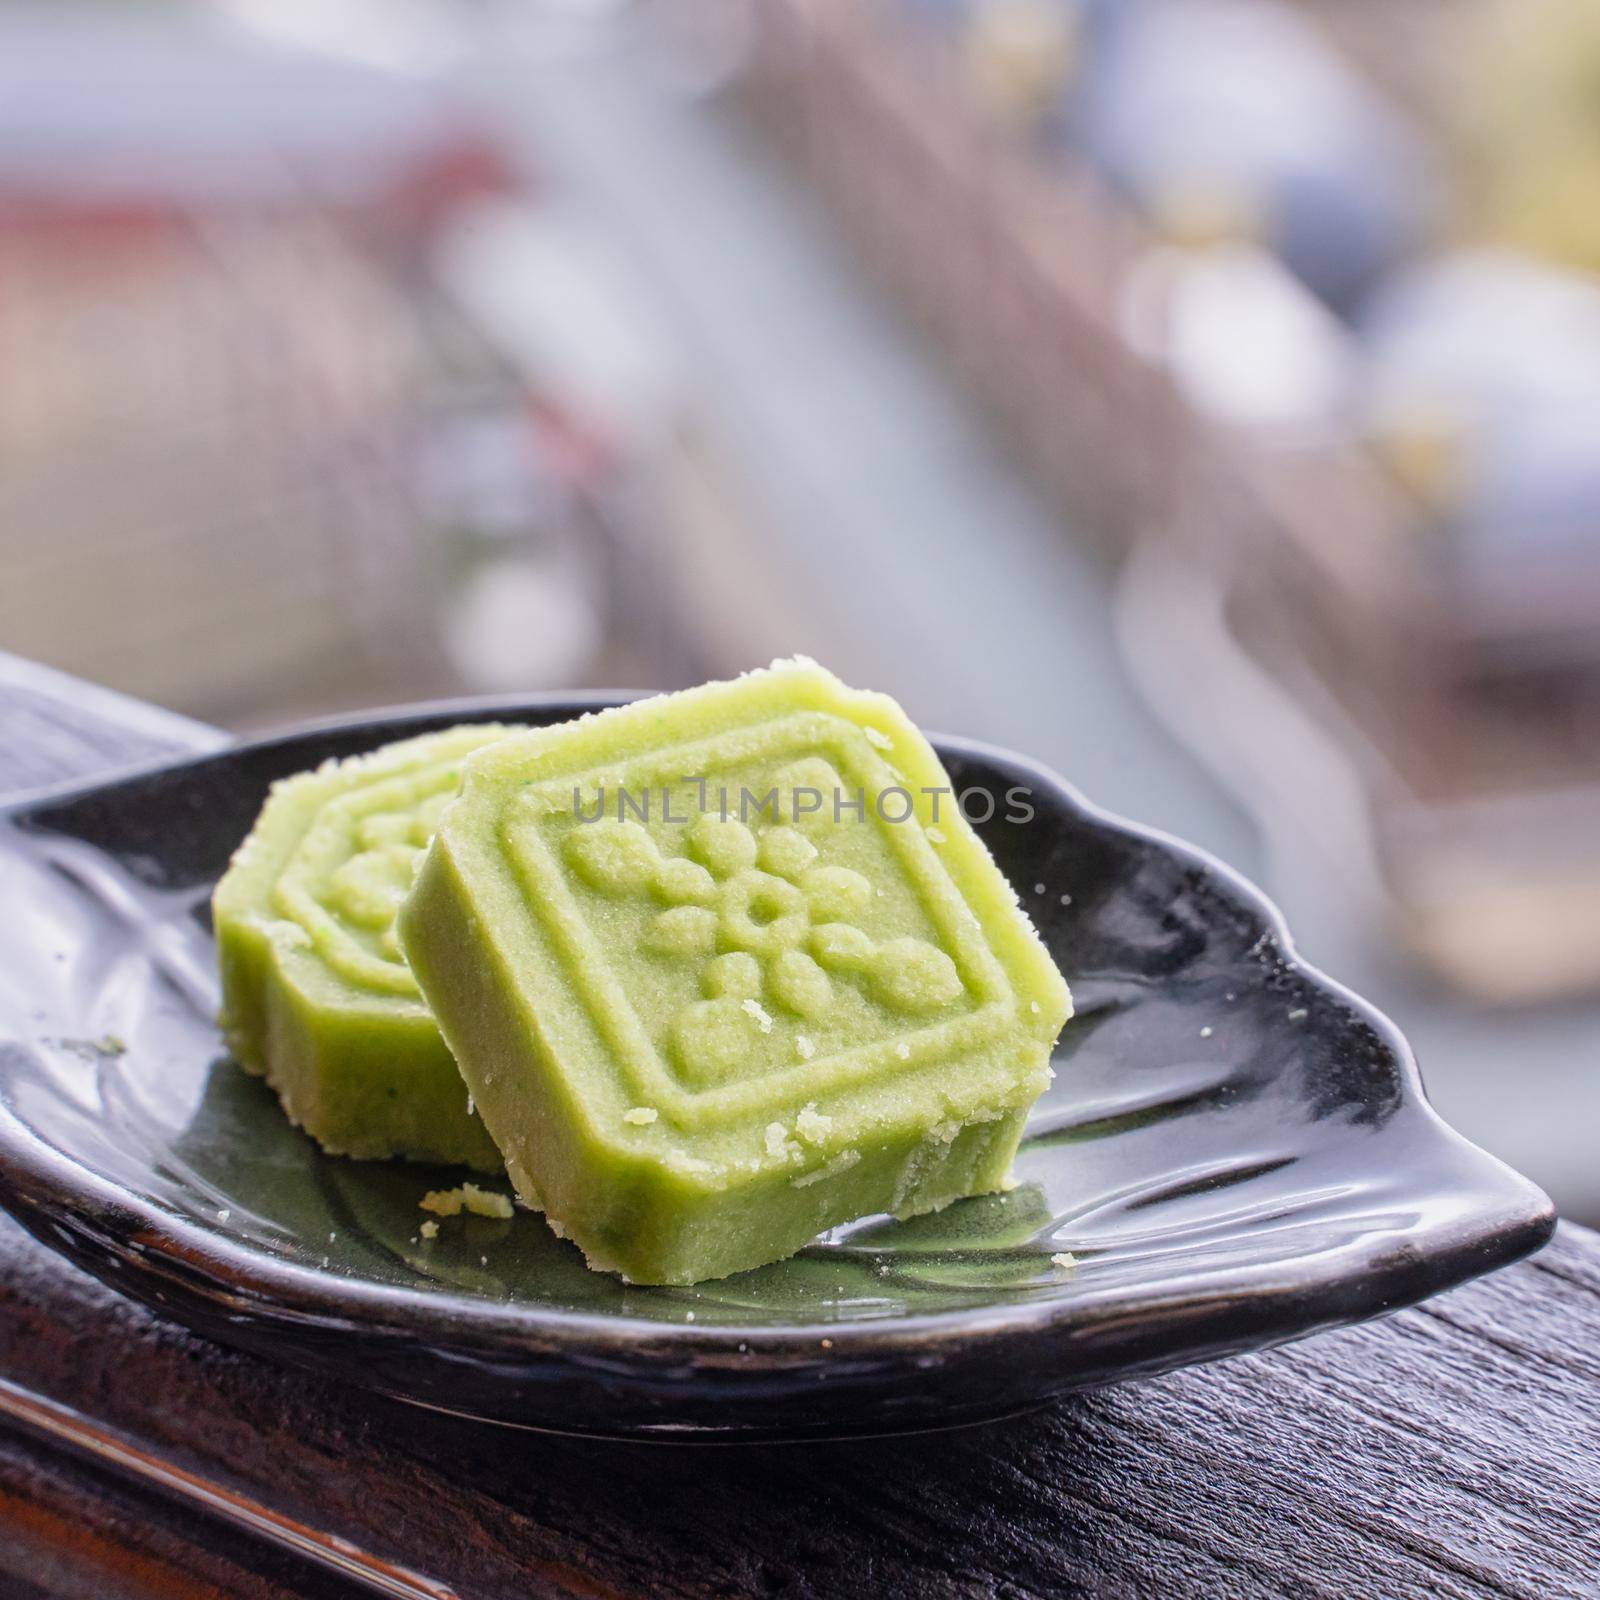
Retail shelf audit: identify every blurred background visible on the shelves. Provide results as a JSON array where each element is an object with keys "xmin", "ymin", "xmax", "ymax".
[{"xmin": 2, "ymin": 0, "xmax": 1597, "ymax": 1215}]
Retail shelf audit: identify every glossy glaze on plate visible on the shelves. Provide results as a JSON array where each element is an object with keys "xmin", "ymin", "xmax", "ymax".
[{"xmin": 0, "ymin": 698, "xmax": 1555, "ymax": 1439}]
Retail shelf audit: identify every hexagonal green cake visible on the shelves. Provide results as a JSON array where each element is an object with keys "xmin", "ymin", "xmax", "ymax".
[
  {"xmin": 214, "ymin": 725, "xmax": 513, "ymax": 1172},
  {"xmin": 398, "ymin": 662, "xmax": 1071, "ymax": 1283}
]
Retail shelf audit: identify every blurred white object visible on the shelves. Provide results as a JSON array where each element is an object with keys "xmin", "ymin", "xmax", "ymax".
[
  {"xmin": 432, "ymin": 196, "xmax": 686, "ymax": 455},
  {"xmin": 420, "ymin": 403, "xmax": 607, "ymax": 692},
  {"xmin": 1083, "ymin": 0, "xmax": 1430, "ymax": 310},
  {"xmin": 1363, "ymin": 249, "xmax": 1600, "ymax": 429},
  {"xmin": 442, "ymin": 555, "xmax": 603, "ymax": 691},
  {"xmin": 1362, "ymin": 250, "xmax": 1600, "ymax": 648},
  {"xmin": 1121, "ymin": 242, "xmax": 1353, "ymax": 431}
]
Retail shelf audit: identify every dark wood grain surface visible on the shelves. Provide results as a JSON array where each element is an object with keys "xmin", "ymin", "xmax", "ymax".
[{"xmin": 1, "ymin": 649, "xmax": 1596, "ymax": 1600}]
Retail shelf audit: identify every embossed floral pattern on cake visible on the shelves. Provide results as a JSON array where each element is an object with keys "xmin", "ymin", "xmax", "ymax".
[
  {"xmin": 399, "ymin": 664, "xmax": 1070, "ymax": 1283},
  {"xmin": 562, "ymin": 793, "xmax": 967, "ymax": 1090},
  {"xmin": 314, "ymin": 788, "xmax": 457, "ymax": 973},
  {"xmin": 213, "ymin": 723, "xmax": 516, "ymax": 1171}
]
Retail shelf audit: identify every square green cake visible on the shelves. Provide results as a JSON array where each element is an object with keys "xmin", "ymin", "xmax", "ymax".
[
  {"xmin": 214, "ymin": 725, "xmax": 512, "ymax": 1172},
  {"xmin": 398, "ymin": 662, "xmax": 1071, "ymax": 1283}
]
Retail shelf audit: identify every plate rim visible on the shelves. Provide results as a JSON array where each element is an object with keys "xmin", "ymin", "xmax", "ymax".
[{"xmin": 0, "ymin": 693, "xmax": 1558, "ymax": 1370}]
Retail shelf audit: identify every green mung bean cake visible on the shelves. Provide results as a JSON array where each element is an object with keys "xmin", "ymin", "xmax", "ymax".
[
  {"xmin": 214, "ymin": 725, "xmax": 515, "ymax": 1172},
  {"xmin": 399, "ymin": 662, "xmax": 1071, "ymax": 1284}
]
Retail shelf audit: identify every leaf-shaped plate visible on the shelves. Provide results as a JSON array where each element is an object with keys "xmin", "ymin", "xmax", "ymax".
[{"xmin": 0, "ymin": 697, "xmax": 1554, "ymax": 1439}]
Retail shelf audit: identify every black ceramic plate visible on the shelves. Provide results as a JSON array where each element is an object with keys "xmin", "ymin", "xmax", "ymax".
[{"xmin": 0, "ymin": 697, "xmax": 1554, "ymax": 1440}]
